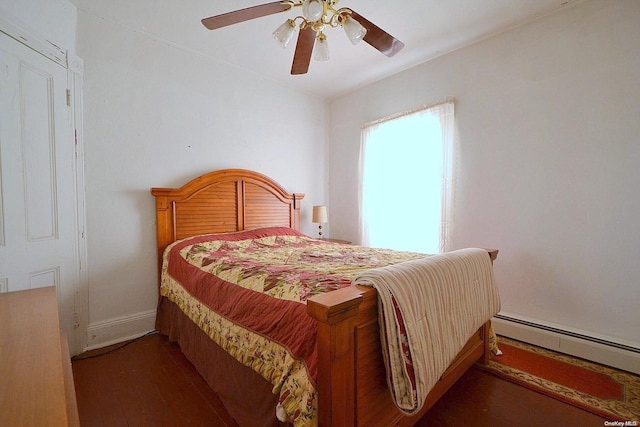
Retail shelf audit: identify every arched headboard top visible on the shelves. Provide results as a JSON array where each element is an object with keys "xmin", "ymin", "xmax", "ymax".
[{"xmin": 151, "ymin": 169, "xmax": 305, "ymax": 269}]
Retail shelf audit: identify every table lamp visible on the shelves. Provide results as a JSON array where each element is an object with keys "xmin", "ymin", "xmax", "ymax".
[{"xmin": 312, "ymin": 205, "xmax": 328, "ymax": 238}]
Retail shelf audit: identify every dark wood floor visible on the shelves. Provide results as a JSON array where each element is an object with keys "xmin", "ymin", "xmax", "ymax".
[{"xmin": 72, "ymin": 333, "xmax": 607, "ymax": 427}]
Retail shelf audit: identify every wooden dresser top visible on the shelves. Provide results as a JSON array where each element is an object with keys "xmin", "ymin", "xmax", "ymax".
[{"xmin": 0, "ymin": 286, "xmax": 79, "ymax": 426}]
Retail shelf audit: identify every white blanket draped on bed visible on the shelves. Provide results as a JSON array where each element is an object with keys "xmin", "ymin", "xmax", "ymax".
[{"xmin": 352, "ymin": 248, "xmax": 501, "ymax": 414}]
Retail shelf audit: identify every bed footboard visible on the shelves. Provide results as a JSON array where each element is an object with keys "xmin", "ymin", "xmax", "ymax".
[{"xmin": 307, "ymin": 250, "xmax": 498, "ymax": 427}]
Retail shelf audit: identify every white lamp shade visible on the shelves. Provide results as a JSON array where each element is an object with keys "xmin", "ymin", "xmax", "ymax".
[
  {"xmin": 313, "ymin": 34, "xmax": 330, "ymax": 61},
  {"xmin": 272, "ymin": 19, "xmax": 296, "ymax": 48},
  {"xmin": 343, "ymin": 16, "xmax": 367, "ymax": 45},
  {"xmin": 312, "ymin": 205, "xmax": 328, "ymax": 223},
  {"xmin": 302, "ymin": 0, "xmax": 324, "ymax": 22}
]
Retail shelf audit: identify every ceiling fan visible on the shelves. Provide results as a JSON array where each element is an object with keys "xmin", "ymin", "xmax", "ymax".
[{"xmin": 201, "ymin": 0, "xmax": 405, "ymax": 75}]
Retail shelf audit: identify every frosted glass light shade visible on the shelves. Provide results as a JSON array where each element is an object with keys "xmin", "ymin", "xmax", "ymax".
[
  {"xmin": 312, "ymin": 205, "xmax": 328, "ymax": 223},
  {"xmin": 343, "ymin": 16, "xmax": 367, "ymax": 45},
  {"xmin": 272, "ymin": 19, "xmax": 296, "ymax": 48},
  {"xmin": 313, "ymin": 34, "xmax": 330, "ymax": 61},
  {"xmin": 302, "ymin": 0, "xmax": 324, "ymax": 22}
]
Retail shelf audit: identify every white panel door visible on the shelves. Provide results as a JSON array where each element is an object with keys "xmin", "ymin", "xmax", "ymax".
[{"xmin": 0, "ymin": 31, "xmax": 79, "ymax": 348}]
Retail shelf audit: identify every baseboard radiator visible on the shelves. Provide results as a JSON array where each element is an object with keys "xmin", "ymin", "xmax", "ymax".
[{"xmin": 492, "ymin": 313, "xmax": 640, "ymax": 375}]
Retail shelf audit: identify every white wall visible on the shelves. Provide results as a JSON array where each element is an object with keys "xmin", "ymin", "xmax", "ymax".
[
  {"xmin": 73, "ymin": 7, "xmax": 327, "ymax": 347},
  {"xmin": 328, "ymin": 0, "xmax": 640, "ymax": 350}
]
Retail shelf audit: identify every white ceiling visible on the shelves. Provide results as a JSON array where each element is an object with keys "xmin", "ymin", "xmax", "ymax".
[{"xmin": 71, "ymin": 0, "xmax": 584, "ymax": 99}]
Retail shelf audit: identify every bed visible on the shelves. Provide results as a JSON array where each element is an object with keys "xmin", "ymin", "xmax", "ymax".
[{"xmin": 151, "ymin": 168, "xmax": 500, "ymax": 427}]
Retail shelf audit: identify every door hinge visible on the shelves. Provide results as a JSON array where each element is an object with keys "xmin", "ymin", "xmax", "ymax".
[
  {"xmin": 66, "ymin": 89, "xmax": 71, "ymax": 106},
  {"xmin": 73, "ymin": 312, "xmax": 80, "ymax": 329}
]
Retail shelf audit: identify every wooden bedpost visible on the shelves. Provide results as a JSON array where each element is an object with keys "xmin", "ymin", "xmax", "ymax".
[
  {"xmin": 486, "ymin": 249, "xmax": 499, "ymax": 263},
  {"xmin": 150, "ymin": 189, "xmax": 176, "ymax": 276},
  {"xmin": 307, "ymin": 287, "xmax": 364, "ymax": 427},
  {"xmin": 293, "ymin": 193, "xmax": 304, "ymax": 231}
]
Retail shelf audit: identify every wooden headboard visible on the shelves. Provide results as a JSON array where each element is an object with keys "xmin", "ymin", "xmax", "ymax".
[{"xmin": 150, "ymin": 169, "xmax": 305, "ymax": 269}]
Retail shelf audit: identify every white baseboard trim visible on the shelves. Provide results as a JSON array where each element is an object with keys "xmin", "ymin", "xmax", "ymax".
[
  {"xmin": 492, "ymin": 312, "xmax": 640, "ymax": 375},
  {"xmin": 85, "ymin": 309, "xmax": 156, "ymax": 351}
]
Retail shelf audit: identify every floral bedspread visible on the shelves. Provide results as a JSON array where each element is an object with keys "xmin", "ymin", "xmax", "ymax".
[
  {"xmin": 160, "ymin": 227, "xmax": 426, "ymax": 427},
  {"xmin": 182, "ymin": 229, "xmax": 426, "ymax": 302}
]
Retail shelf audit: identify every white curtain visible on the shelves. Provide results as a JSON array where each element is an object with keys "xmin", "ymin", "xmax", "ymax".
[{"xmin": 359, "ymin": 99, "xmax": 455, "ymax": 253}]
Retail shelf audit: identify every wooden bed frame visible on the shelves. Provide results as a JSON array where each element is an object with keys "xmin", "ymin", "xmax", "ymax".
[{"xmin": 151, "ymin": 169, "xmax": 497, "ymax": 427}]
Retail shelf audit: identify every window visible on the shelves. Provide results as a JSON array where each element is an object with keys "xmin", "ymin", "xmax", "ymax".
[{"xmin": 359, "ymin": 99, "xmax": 455, "ymax": 253}]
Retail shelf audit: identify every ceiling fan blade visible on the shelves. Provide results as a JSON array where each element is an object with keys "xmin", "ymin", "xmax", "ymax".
[
  {"xmin": 291, "ymin": 27, "xmax": 316, "ymax": 75},
  {"xmin": 349, "ymin": 11, "xmax": 405, "ymax": 57},
  {"xmin": 202, "ymin": 1, "xmax": 294, "ymax": 30}
]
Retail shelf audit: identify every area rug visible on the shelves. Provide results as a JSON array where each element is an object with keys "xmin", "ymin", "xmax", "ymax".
[{"xmin": 478, "ymin": 336, "xmax": 640, "ymax": 422}]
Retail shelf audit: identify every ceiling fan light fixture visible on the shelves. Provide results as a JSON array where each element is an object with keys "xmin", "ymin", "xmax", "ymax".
[
  {"xmin": 302, "ymin": 0, "xmax": 324, "ymax": 22},
  {"xmin": 273, "ymin": 19, "xmax": 297, "ymax": 48},
  {"xmin": 201, "ymin": 2, "xmax": 405, "ymax": 75},
  {"xmin": 342, "ymin": 15, "xmax": 367, "ymax": 45},
  {"xmin": 314, "ymin": 32, "xmax": 330, "ymax": 61}
]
